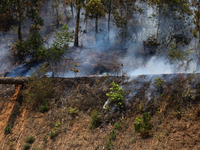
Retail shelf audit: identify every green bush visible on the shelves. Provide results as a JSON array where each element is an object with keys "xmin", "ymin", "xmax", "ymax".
[
  {"xmin": 90, "ymin": 110, "xmax": 101, "ymax": 129},
  {"xmin": 26, "ymin": 135, "xmax": 35, "ymax": 144},
  {"xmin": 5, "ymin": 124, "xmax": 11, "ymax": 135},
  {"xmin": 39, "ymin": 102, "xmax": 49, "ymax": 113},
  {"xmin": 106, "ymin": 81, "xmax": 124, "ymax": 108},
  {"xmin": 32, "ymin": 145, "xmax": 40, "ymax": 150},
  {"xmin": 49, "ymin": 131, "xmax": 55, "ymax": 139},
  {"xmin": 108, "ymin": 130, "xmax": 116, "ymax": 150},
  {"xmin": 23, "ymin": 62, "xmax": 53, "ymax": 109},
  {"xmin": 109, "ymin": 130, "xmax": 116, "ymax": 141},
  {"xmin": 134, "ymin": 112, "xmax": 153, "ymax": 138},
  {"xmin": 153, "ymin": 77, "xmax": 164, "ymax": 87},
  {"xmin": 24, "ymin": 143, "xmax": 30, "ymax": 150},
  {"xmin": 114, "ymin": 122, "xmax": 122, "ymax": 130}
]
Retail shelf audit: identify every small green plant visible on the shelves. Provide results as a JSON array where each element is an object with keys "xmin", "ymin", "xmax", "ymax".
[
  {"xmin": 134, "ymin": 112, "xmax": 153, "ymax": 138},
  {"xmin": 32, "ymin": 145, "xmax": 40, "ymax": 150},
  {"xmin": 153, "ymin": 77, "xmax": 164, "ymax": 87},
  {"xmin": 106, "ymin": 81, "xmax": 124, "ymax": 108},
  {"xmin": 39, "ymin": 102, "xmax": 49, "ymax": 113},
  {"xmin": 69, "ymin": 107, "xmax": 79, "ymax": 117},
  {"xmin": 26, "ymin": 135, "xmax": 35, "ymax": 144},
  {"xmin": 5, "ymin": 124, "xmax": 11, "ymax": 135},
  {"xmin": 90, "ymin": 110, "xmax": 101, "ymax": 129},
  {"xmin": 114, "ymin": 122, "xmax": 122, "ymax": 130},
  {"xmin": 44, "ymin": 136, "xmax": 47, "ymax": 142},
  {"xmin": 107, "ymin": 130, "xmax": 116, "ymax": 150},
  {"xmin": 109, "ymin": 130, "xmax": 116, "ymax": 141},
  {"xmin": 24, "ymin": 143, "xmax": 30, "ymax": 150},
  {"xmin": 105, "ymin": 105, "xmax": 111, "ymax": 111},
  {"xmin": 23, "ymin": 62, "xmax": 53, "ymax": 109},
  {"xmin": 49, "ymin": 131, "xmax": 55, "ymax": 139},
  {"xmin": 49, "ymin": 122, "xmax": 61, "ymax": 139},
  {"xmin": 154, "ymin": 132, "xmax": 162, "ymax": 142}
]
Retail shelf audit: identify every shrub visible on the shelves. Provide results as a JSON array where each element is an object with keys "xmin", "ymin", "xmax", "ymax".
[
  {"xmin": 32, "ymin": 145, "xmax": 40, "ymax": 150},
  {"xmin": 90, "ymin": 110, "xmax": 101, "ymax": 129},
  {"xmin": 106, "ymin": 81, "xmax": 124, "ymax": 108},
  {"xmin": 108, "ymin": 130, "xmax": 116, "ymax": 150},
  {"xmin": 39, "ymin": 102, "xmax": 49, "ymax": 113},
  {"xmin": 134, "ymin": 112, "xmax": 153, "ymax": 138},
  {"xmin": 69, "ymin": 107, "xmax": 79, "ymax": 117},
  {"xmin": 23, "ymin": 62, "xmax": 53, "ymax": 109},
  {"xmin": 153, "ymin": 77, "xmax": 164, "ymax": 87},
  {"xmin": 24, "ymin": 143, "xmax": 30, "ymax": 150},
  {"xmin": 26, "ymin": 135, "xmax": 35, "ymax": 144},
  {"xmin": 5, "ymin": 124, "xmax": 11, "ymax": 135},
  {"xmin": 49, "ymin": 122, "xmax": 60, "ymax": 139},
  {"xmin": 49, "ymin": 131, "xmax": 55, "ymax": 139},
  {"xmin": 114, "ymin": 122, "xmax": 122, "ymax": 130},
  {"xmin": 109, "ymin": 130, "xmax": 116, "ymax": 141}
]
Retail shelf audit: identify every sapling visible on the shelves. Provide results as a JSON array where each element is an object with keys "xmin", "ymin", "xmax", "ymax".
[{"xmin": 106, "ymin": 81, "xmax": 124, "ymax": 108}]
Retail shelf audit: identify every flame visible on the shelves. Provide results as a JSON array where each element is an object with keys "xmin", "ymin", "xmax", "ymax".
[{"xmin": 181, "ymin": 76, "xmax": 184, "ymax": 82}]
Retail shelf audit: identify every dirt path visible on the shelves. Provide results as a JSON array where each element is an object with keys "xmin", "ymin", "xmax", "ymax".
[{"xmin": 0, "ymin": 85, "xmax": 22, "ymax": 146}]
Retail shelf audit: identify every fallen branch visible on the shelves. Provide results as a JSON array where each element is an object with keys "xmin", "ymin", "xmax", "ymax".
[
  {"xmin": 15, "ymin": 130, "xmax": 22, "ymax": 147},
  {"xmin": 0, "ymin": 77, "xmax": 29, "ymax": 84}
]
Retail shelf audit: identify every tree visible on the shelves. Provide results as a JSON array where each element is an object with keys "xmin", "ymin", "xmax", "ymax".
[
  {"xmin": 85, "ymin": 0, "xmax": 105, "ymax": 42},
  {"xmin": 74, "ymin": 0, "xmax": 85, "ymax": 47},
  {"xmin": 112, "ymin": 0, "xmax": 138, "ymax": 47},
  {"xmin": 102, "ymin": 0, "xmax": 112, "ymax": 41},
  {"xmin": 44, "ymin": 23, "xmax": 74, "ymax": 77},
  {"xmin": 191, "ymin": 0, "xmax": 200, "ymax": 69}
]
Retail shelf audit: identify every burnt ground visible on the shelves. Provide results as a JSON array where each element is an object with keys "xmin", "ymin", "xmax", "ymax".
[{"xmin": 0, "ymin": 74, "xmax": 200, "ymax": 150}]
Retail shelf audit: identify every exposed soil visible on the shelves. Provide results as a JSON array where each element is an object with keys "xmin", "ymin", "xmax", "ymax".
[{"xmin": 0, "ymin": 74, "xmax": 200, "ymax": 150}]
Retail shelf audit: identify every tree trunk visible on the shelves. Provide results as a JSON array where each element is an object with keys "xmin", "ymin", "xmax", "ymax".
[
  {"xmin": 85, "ymin": 0, "xmax": 88, "ymax": 32},
  {"xmin": 70, "ymin": 0, "xmax": 74, "ymax": 18},
  {"xmin": 18, "ymin": 20, "xmax": 22, "ymax": 41},
  {"xmin": 85, "ymin": 19, "xmax": 87, "ymax": 33},
  {"xmin": 95, "ymin": 15, "xmax": 98, "ymax": 43},
  {"xmin": 108, "ymin": 0, "xmax": 111, "ymax": 41},
  {"xmin": 157, "ymin": 6, "xmax": 161, "ymax": 40},
  {"xmin": 74, "ymin": 0, "xmax": 80, "ymax": 47},
  {"xmin": 197, "ymin": 1, "xmax": 200, "ymax": 70},
  {"xmin": 95, "ymin": 15, "xmax": 98, "ymax": 34}
]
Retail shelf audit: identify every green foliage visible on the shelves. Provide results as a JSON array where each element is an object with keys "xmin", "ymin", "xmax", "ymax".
[
  {"xmin": 49, "ymin": 122, "xmax": 61, "ymax": 139},
  {"xmin": 168, "ymin": 44, "xmax": 193, "ymax": 71},
  {"xmin": 23, "ymin": 62, "xmax": 53, "ymax": 108},
  {"xmin": 105, "ymin": 105, "xmax": 111, "ymax": 111},
  {"xmin": 69, "ymin": 107, "xmax": 79, "ymax": 116},
  {"xmin": 109, "ymin": 130, "xmax": 116, "ymax": 141},
  {"xmin": 107, "ymin": 130, "xmax": 116, "ymax": 150},
  {"xmin": 153, "ymin": 77, "xmax": 164, "ymax": 87},
  {"xmin": 39, "ymin": 102, "xmax": 49, "ymax": 113},
  {"xmin": 49, "ymin": 130, "xmax": 55, "ymax": 139},
  {"xmin": 90, "ymin": 110, "xmax": 101, "ymax": 129},
  {"xmin": 4, "ymin": 124, "xmax": 11, "ymax": 135},
  {"xmin": 85, "ymin": 0, "xmax": 105, "ymax": 20},
  {"xmin": 106, "ymin": 82, "xmax": 124, "ymax": 108},
  {"xmin": 44, "ymin": 136, "xmax": 47, "ymax": 142},
  {"xmin": 44, "ymin": 23, "xmax": 74, "ymax": 77},
  {"xmin": 32, "ymin": 145, "xmax": 40, "ymax": 150},
  {"xmin": 24, "ymin": 143, "xmax": 30, "ymax": 150},
  {"xmin": 114, "ymin": 122, "xmax": 122, "ymax": 130},
  {"xmin": 134, "ymin": 112, "xmax": 153, "ymax": 138},
  {"xmin": 26, "ymin": 135, "xmax": 35, "ymax": 144},
  {"xmin": 10, "ymin": 24, "xmax": 45, "ymax": 63}
]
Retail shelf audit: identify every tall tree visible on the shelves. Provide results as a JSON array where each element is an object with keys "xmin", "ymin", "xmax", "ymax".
[
  {"xmin": 112, "ymin": 0, "xmax": 137, "ymax": 47},
  {"xmin": 85, "ymin": 0, "xmax": 105, "ymax": 42},
  {"xmin": 191, "ymin": 0, "xmax": 200, "ymax": 69}
]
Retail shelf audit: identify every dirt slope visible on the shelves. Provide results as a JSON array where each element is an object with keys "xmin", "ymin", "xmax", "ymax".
[{"xmin": 0, "ymin": 75, "xmax": 200, "ymax": 150}]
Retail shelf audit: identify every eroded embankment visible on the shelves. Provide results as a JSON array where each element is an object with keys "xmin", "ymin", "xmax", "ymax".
[{"xmin": 0, "ymin": 74, "xmax": 200, "ymax": 150}]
